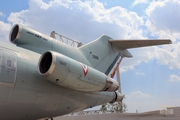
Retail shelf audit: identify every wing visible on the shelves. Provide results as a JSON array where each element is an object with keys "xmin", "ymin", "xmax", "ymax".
[{"xmin": 109, "ymin": 39, "xmax": 172, "ymax": 49}]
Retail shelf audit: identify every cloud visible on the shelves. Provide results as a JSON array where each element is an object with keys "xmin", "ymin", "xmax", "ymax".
[
  {"xmin": 0, "ymin": 21, "xmax": 12, "ymax": 42},
  {"xmin": 0, "ymin": 12, "xmax": 5, "ymax": 17},
  {"xmin": 132, "ymin": 0, "xmax": 149, "ymax": 7},
  {"xmin": 144, "ymin": 0, "xmax": 180, "ymax": 69},
  {"xmin": 0, "ymin": 12, "xmax": 3, "ymax": 16},
  {"xmin": 135, "ymin": 72, "xmax": 145, "ymax": 75},
  {"xmin": 154, "ymin": 43, "xmax": 180, "ymax": 69},
  {"xmin": 120, "ymin": 46, "xmax": 156, "ymax": 72},
  {"xmin": 7, "ymin": 0, "xmax": 144, "ymax": 42},
  {"xmin": 169, "ymin": 74, "xmax": 180, "ymax": 82},
  {"xmin": 121, "ymin": 0, "xmax": 180, "ymax": 71},
  {"xmin": 146, "ymin": 0, "xmax": 180, "ymax": 41},
  {"xmin": 131, "ymin": 91, "xmax": 150, "ymax": 98}
]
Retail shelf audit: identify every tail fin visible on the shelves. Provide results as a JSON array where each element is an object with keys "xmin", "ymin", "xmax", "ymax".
[
  {"xmin": 79, "ymin": 35, "xmax": 123, "ymax": 76},
  {"xmin": 79, "ymin": 35, "xmax": 172, "ymax": 76}
]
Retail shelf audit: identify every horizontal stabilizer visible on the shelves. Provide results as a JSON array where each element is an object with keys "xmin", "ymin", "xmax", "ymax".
[{"xmin": 109, "ymin": 39, "xmax": 172, "ymax": 49}]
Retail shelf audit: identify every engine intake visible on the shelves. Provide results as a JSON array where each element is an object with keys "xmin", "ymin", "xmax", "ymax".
[
  {"xmin": 9, "ymin": 24, "xmax": 54, "ymax": 53},
  {"xmin": 10, "ymin": 24, "xmax": 20, "ymax": 43},
  {"xmin": 39, "ymin": 51, "xmax": 54, "ymax": 75}
]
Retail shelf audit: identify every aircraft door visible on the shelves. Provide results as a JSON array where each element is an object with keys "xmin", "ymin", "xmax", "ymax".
[{"xmin": 0, "ymin": 50, "xmax": 17, "ymax": 85}]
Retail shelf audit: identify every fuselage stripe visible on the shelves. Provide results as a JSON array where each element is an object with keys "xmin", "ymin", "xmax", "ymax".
[{"xmin": 105, "ymin": 54, "xmax": 121, "ymax": 76}]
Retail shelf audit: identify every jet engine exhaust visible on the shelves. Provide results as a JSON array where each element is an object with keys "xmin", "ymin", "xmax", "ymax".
[{"xmin": 110, "ymin": 92, "xmax": 124, "ymax": 103}]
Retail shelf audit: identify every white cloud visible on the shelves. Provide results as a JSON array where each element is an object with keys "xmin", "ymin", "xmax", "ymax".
[
  {"xmin": 144, "ymin": 0, "xmax": 180, "ymax": 69},
  {"xmin": 132, "ymin": 0, "xmax": 149, "ymax": 7},
  {"xmin": 146, "ymin": 0, "xmax": 180, "ymax": 41},
  {"xmin": 0, "ymin": 12, "xmax": 5, "ymax": 17},
  {"xmin": 117, "ymin": 0, "xmax": 180, "ymax": 71},
  {"xmin": 0, "ymin": 21, "xmax": 12, "ymax": 42},
  {"xmin": 169, "ymin": 74, "xmax": 180, "ymax": 82},
  {"xmin": 154, "ymin": 43, "xmax": 180, "ymax": 69},
  {"xmin": 120, "ymin": 46, "xmax": 156, "ymax": 72},
  {"xmin": 7, "ymin": 0, "xmax": 144, "ymax": 42},
  {"xmin": 136, "ymin": 72, "xmax": 145, "ymax": 75},
  {"xmin": 131, "ymin": 91, "xmax": 150, "ymax": 98}
]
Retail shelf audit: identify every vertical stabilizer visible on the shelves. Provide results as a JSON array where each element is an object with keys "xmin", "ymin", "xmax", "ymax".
[{"xmin": 79, "ymin": 35, "xmax": 123, "ymax": 76}]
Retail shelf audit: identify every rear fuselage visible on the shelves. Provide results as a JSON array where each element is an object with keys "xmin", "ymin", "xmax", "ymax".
[{"xmin": 0, "ymin": 42, "xmax": 116, "ymax": 120}]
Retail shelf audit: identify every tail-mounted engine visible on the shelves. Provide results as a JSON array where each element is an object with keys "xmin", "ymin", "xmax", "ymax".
[
  {"xmin": 38, "ymin": 51, "xmax": 119, "ymax": 92},
  {"xmin": 10, "ymin": 24, "xmax": 59, "ymax": 54}
]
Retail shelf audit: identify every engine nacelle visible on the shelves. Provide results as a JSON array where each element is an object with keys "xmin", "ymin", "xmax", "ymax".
[
  {"xmin": 10, "ymin": 24, "xmax": 58, "ymax": 53},
  {"xmin": 38, "ymin": 51, "xmax": 119, "ymax": 92}
]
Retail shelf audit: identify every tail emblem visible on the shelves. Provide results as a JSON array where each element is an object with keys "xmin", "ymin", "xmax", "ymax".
[
  {"xmin": 79, "ymin": 63, "xmax": 88, "ymax": 76},
  {"xmin": 110, "ymin": 57, "xmax": 123, "ymax": 78}
]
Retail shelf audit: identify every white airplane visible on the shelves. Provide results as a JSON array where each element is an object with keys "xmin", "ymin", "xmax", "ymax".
[{"xmin": 0, "ymin": 24, "xmax": 172, "ymax": 120}]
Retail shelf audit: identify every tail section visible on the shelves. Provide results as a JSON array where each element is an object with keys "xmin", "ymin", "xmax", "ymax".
[{"xmin": 79, "ymin": 35, "xmax": 171, "ymax": 77}]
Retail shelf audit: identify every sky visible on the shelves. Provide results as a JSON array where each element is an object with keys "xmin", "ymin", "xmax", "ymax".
[{"xmin": 0, "ymin": 0, "xmax": 180, "ymax": 113}]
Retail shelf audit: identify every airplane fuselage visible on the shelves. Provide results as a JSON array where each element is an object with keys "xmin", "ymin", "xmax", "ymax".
[
  {"xmin": 0, "ymin": 42, "xmax": 116, "ymax": 120},
  {"xmin": 0, "ymin": 24, "xmax": 171, "ymax": 120}
]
